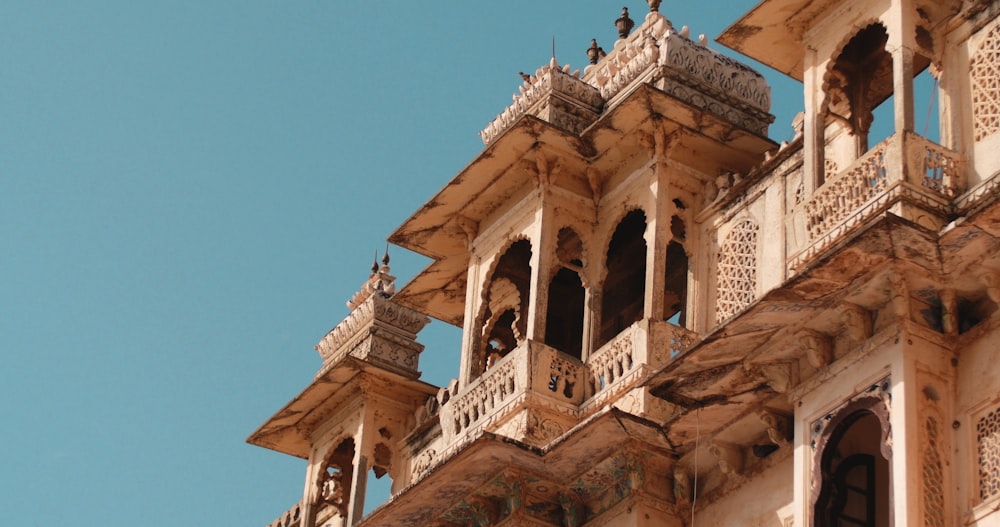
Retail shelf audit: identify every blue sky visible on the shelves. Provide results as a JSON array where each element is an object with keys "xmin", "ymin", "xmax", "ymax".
[{"xmin": 0, "ymin": 1, "xmax": 811, "ymax": 525}]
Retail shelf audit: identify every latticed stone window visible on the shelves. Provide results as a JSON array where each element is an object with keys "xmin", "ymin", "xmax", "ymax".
[
  {"xmin": 923, "ymin": 416, "xmax": 945, "ymax": 527},
  {"xmin": 716, "ymin": 219, "xmax": 760, "ymax": 322},
  {"xmin": 978, "ymin": 405, "xmax": 1000, "ymax": 501},
  {"xmin": 972, "ymin": 23, "xmax": 1000, "ymax": 142}
]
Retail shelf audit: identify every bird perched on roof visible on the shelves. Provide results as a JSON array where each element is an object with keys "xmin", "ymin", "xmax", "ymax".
[{"xmin": 519, "ymin": 71, "xmax": 531, "ymax": 83}]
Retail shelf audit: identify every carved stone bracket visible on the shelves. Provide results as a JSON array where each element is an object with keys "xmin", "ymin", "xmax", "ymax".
[
  {"xmin": 672, "ymin": 465, "xmax": 691, "ymax": 508},
  {"xmin": 799, "ymin": 329, "xmax": 832, "ymax": 369},
  {"xmin": 979, "ymin": 270, "xmax": 1000, "ymax": 312},
  {"xmin": 759, "ymin": 411, "xmax": 791, "ymax": 446},
  {"xmin": 839, "ymin": 303, "xmax": 873, "ymax": 345},
  {"xmin": 760, "ymin": 362, "xmax": 794, "ymax": 393},
  {"xmin": 707, "ymin": 440, "xmax": 744, "ymax": 476}
]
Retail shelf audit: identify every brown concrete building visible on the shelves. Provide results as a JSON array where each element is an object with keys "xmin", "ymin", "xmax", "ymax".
[{"xmin": 249, "ymin": 0, "xmax": 1000, "ymax": 525}]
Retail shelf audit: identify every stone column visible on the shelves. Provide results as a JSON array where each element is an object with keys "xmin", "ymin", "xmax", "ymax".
[
  {"xmin": 526, "ymin": 187, "xmax": 554, "ymax": 343},
  {"xmin": 891, "ymin": 45, "xmax": 916, "ymax": 134},
  {"xmin": 646, "ymin": 133, "xmax": 674, "ymax": 321},
  {"xmin": 888, "ymin": 0, "xmax": 917, "ymax": 135},
  {"xmin": 458, "ymin": 253, "xmax": 483, "ymax": 386},
  {"xmin": 803, "ymin": 46, "xmax": 826, "ymax": 193}
]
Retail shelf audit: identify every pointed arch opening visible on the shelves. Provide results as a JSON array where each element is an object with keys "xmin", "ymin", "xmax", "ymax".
[
  {"xmin": 663, "ymin": 212, "xmax": 689, "ymax": 327},
  {"xmin": 545, "ymin": 227, "xmax": 586, "ymax": 359},
  {"xmin": 363, "ymin": 442, "xmax": 394, "ymax": 516},
  {"xmin": 821, "ymin": 22, "xmax": 934, "ymax": 184},
  {"xmin": 317, "ymin": 438, "xmax": 356, "ymax": 521},
  {"xmin": 477, "ymin": 239, "xmax": 532, "ymax": 376},
  {"xmin": 598, "ymin": 210, "xmax": 647, "ymax": 347}
]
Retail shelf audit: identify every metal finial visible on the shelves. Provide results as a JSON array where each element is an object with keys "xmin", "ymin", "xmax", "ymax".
[
  {"xmin": 586, "ymin": 39, "xmax": 604, "ymax": 65},
  {"xmin": 382, "ymin": 244, "xmax": 390, "ymax": 266},
  {"xmin": 371, "ymin": 251, "xmax": 379, "ymax": 275},
  {"xmin": 615, "ymin": 7, "xmax": 634, "ymax": 39}
]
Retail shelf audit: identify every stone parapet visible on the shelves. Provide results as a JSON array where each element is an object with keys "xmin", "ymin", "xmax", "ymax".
[
  {"xmin": 314, "ymin": 293, "xmax": 430, "ymax": 377},
  {"xmin": 790, "ymin": 132, "xmax": 963, "ymax": 270},
  {"xmin": 439, "ymin": 341, "xmax": 584, "ymax": 446},
  {"xmin": 266, "ymin": 501, "xmax": 302, "ymax": 527},
  {"xmin": 480, "ymin": 59, "xmax": 603, "ymax": 145},
  {"xmin": 480, "ymin": 11, "xmax": 774, "ymax": 144},
  {"xmin": 583, "ymin": 319, "xmax": 696, "ymax": 413}
]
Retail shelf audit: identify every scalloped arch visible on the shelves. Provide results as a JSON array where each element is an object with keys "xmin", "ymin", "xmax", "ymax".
[{"xmin": 819, "ymin": 18, "xmax": 889, "ymax": 117}]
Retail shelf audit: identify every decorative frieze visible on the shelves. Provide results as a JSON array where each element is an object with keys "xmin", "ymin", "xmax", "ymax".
[{"xmin": 654, "ymin": 29, "xmax": 772, "ymax": 134}]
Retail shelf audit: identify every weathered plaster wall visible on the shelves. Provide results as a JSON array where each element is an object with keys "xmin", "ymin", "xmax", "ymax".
[{"xmin": 694, "ymin": 455, "xmax": 794, "ymax": 527}]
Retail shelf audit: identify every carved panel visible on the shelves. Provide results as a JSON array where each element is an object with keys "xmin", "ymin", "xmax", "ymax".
[
  {"xmin": 716, "ymin": 219, "xmax": 760, "ymax": 322},
  {"xmin": 977, "ymin": 404, "xmax": 1000, "ymax": 501},
  {"xmin": 972, "ymin": 23, "xmax": 1000, "ymax": 142},
  {"xmin": 923, "ymin": 416, "xmax": 945, "ymax": 527}
]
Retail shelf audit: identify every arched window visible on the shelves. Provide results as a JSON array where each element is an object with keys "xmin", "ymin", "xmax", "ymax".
[
  {"xmin": 812, "ymin": 395, "xmax": 892, "ymax": 527},
  {"xmin": 824, "ymin": 24, "xmax": 893, "ymax": 155},
  {"xmin": 716, "ymin": 219, "xmax": 759, "ymax": 322},
  {"xmin": 317, "ymin": 438, "xmax": 356, "ymax": 520},
  {"xmin": 599, "ymin": 210, "xmax": 647, "ymax": 347},
  {"xmin": 477, "ymin": 240, "xmax": 532, "ymax": 375},
  {"xmin": 663, "ymin": 239, "xmax": 688, "ymax": 327}
]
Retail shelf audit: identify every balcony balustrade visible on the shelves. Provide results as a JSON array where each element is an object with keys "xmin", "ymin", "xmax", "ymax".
[
  {"xmin": 793, "ymin": 132, "xmax": 963, "ymax": 268},
  {"xmin": 439, "ymin": 341, "xmax": 585, "ymax": 446},
  {"xmin": 267, "ymin": 502, "xmax": 303, "ymax": 527},
  {"xmin": 436, "ymin": 320, "xmax": 698, "ymax": 451},
  {"xmin": 585, "ymin": 319, "xmax": 696, "ymax": 408}
]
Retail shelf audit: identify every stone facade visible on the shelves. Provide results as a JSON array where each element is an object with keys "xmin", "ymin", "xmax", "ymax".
[{"xmin": 250, "ymin": 0, "xmax": 1000, "ymax": 525}]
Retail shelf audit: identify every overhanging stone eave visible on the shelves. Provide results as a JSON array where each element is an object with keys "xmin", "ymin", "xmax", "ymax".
[
  {"xmin": 391, "ymin": 256, "xmax": 469, "ymax": 328},
  {"xmin": 246, "ymin": 359, "xmax": 439, "ymax": 459},
  {"xmin": 584, "ymin": 83, "xmax": 777, "ymax": 166},
  {"xmin": 388, "ymin": 115, "xmax": 587, "ymax": 261},
  {"xmin": 643, "ymin": 215, "xmax": 929, "ymax": 409},
  {"xmin": 360, "ymin": 409, "xmax": 673, "ymax": 526},
  {"xmin": 715, "ymin": 0, "xmax": 825, "ymax": 82},
  {"xmin": 359, "ymin": 434, "xmax": 536, "ymax": 527}
]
